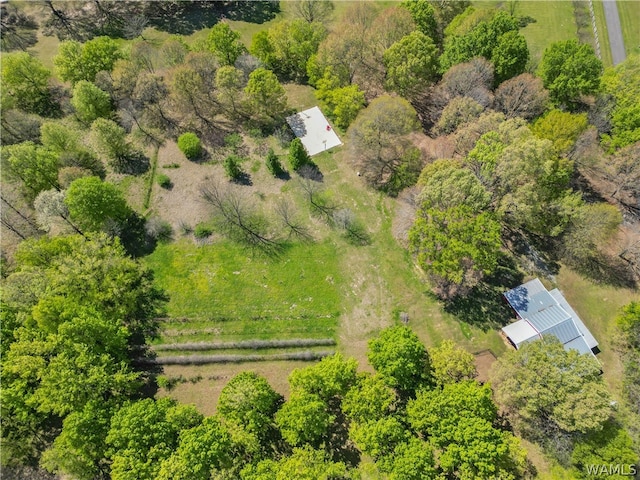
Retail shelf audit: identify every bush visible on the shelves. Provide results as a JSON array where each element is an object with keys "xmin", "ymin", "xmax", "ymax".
[
  {"xmin": 177, "ymin": 132, "xmax": 202, "ymax": 159},
  {"xmin": 145, "ymin": 217, "xmax": 173, "ymax": 243},
  {"xmin": 265, "ymin": 148, "xmax": 284, "ymax": 176},
  {"xmin": 194, "ymin": 223, "xmax": 214, "ymax": 238},
  {"xmin": 156, "ymin": 173, "xmax": 172, "ymax": 188},
  {"xmin": 224, "ymin": 132, "xmax": 244, "ymax": 150},
  {"xmin": 224, "ymin": 154, "xmax": 243, "ymax": 180},
  {"xmin": 288, "ymin": 138, "xmax": 311, "ymax": 171}
]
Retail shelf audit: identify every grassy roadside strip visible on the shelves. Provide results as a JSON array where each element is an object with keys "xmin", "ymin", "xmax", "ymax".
[
  {"xmin": 617, "ymin": 0, "xmax": 640, "ymax": 55},
  {"xmin": 592, "ymin": 0, "xmax": 614, "ymax": 67}
]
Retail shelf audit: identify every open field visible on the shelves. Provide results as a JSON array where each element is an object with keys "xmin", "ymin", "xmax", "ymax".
[{"xmin": 617, "ymin": 0, "xmax": 640, "ymax": 55}]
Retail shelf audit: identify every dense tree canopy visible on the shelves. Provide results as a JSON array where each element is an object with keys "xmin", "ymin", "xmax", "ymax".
[
  {"xmin": 206, "ymin": 22, "xmax": 246, "ymax": 66},
  {"xmin": 538, "ymin": 39, "xmax": 603, "ymax": 106},
  {"xmin": 491, "ymin": 338, "xmax": 612, "ymax": 441},
  {"xmin": 348, "ymin": 95, "xmax": 421, "ymax": 195},
  {"xmin": 54, "ymin": 36, "xmax": 122, "ymax": 84},
  {"xmin": 1, "ymin": 52, "xmax": 55, "ymax": 116},
  {"xmin": 383, "ymin": 31, "xmax": 438, "ymax": 98}
]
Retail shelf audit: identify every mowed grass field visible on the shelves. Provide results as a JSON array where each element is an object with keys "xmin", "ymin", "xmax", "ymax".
[
  {"xmin": 145, "ymin": 240, "xmax": 343, "ymax": 342},
  {"xmin": 618, "ymin": 0, "xmax": 640, "ymax": 55}
]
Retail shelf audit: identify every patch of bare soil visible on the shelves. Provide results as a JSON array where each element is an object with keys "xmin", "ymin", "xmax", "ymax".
[
  {"xmin": 474, "ymin": 349, "xmax": 498, "ymax": 383},
  {"xmin": 157, "ymin": 361, "xmax": 305, "ymax": 415},
  {"xmin": 408, "ymin": 131, "xmax": 455, "ymax": 160},
  {"xmin": 152, "ymin": 142, "xmax": 217, "ymax": 230}
]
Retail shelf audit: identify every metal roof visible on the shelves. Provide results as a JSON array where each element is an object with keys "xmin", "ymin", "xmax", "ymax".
[
  {"xmin": 502, "ymin": 320, "xmax": 539, "ymax": 347},
  {"xmin": 549, "ymin": 289, "xmax": 599, "ymax": 349},
  {"xmin": 527, "ymin": 304, "xmax": 571, "ymax": 332},
  {"xmin": 502, "ymin": 278, "xmax": 599, "ymax": 357}
]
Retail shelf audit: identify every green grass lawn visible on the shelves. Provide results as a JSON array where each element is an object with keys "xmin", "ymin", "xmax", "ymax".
[
  {"xmin": 592, "ymin": 0, "xmax": 614, "ymax": 67},
  {"xmin": 556, "ymin": 267, "xmax": 640, "ymax": 397},
  {"xmin": 618, "ymin": 0, "xmax": 640, "ymax": 55},
  {"xmin": 145, "ymin": 239, "xmax": 344, "ymax": 341},
  {"xmin": 517, "ymin": 1, "xmax": 578, "ymax": 67}
]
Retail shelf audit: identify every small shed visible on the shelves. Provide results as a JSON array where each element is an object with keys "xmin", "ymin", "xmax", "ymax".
[{"xmin": 286, "ymin": 106, "xmax": 342, "ymax": 156}]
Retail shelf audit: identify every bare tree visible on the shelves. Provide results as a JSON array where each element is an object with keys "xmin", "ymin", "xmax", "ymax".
[
  {"xmin": 298, "ymin": 169, "xmax": 336, "ymax": 222},
  {"xmin": 275, "ymin": 199, "xmax": 312, "ymax": 241},
  {"xmin": 200, "ymin": 181, "xmax": 279, "ymax": 253},
  {"xmin": 293, "ymin": 0, "xmax": 334, "ymax": 23},
  {"xmin": 494, "ymin": 73, "xmax": 549, "ymax": 120}
]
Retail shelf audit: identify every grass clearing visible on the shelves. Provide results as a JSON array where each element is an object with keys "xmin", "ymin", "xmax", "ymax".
[
  {"xmin": 556, "ymin": 267, "xmax": 639, "ymax": 397},
  {"xmin": 617, "ymin": 0, "xmax": 640, "ymax": 56},
  {"xmin": 145, "ymin": 239, "xmax": 343, "ymax": 341},
  {"xmin": 517, "ymin": 1, "xmax": 578, "ymax": 67}
]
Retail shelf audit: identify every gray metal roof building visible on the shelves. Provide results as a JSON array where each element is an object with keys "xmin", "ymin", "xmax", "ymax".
[{"xmin": 502, "ymin": 278, "xmax": 598, "ymax": 357}]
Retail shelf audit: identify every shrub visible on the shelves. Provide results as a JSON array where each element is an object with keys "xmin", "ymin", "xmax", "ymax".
[
  {"xmin": 194, "ymin": 223, "xmax": 214, "ymax": 238},
  {"xmin": 223, "ymin": 154, "xmax": 243, "ymax": 180},
  {"xmin": 156, "ymin": 173, "xmax": 172, "ymax": 188},
  {"xmin": 265, "ymin": 148, "xmax": 284, "ymax": 176},
  {"xmin": 145, "ymin": 217, "xmax": 173, "ymax": 243},
  {"xmin": 288, "ymin": 138, "xmax": 311, "ymax": 171},
  {"xmin": 224, "ymin": 132, "xmax": 244, "ymax": 150},
  {"xmin": 177, "ymin": 132, "xmax": 202, "ymax": 159}
]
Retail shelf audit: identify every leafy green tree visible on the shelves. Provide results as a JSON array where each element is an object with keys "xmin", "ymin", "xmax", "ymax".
[
  {"xmin": 417, "ymin": 159, "xmax": 490, "ymax": 212},
  {"xmin": 3, "ymin": 142, "xmax": 60, "ymax": 198},
  {"xmin": 250, "ymin": 19, "xmax": 327, "ymax": 81},
  {"xmin": 378, "ymin": 437, "xmax": 437, "ymax": 480},
  {"xmin": 409, "ymin": 206, "xmax": 502, "ymax": 298},
  {"xmin": 215, "ymin": 65, "xmax": 246, "ymax": 118},
  {"xmin": 367, "ymin": 325, "xmax": 432, "ymax": 393},
  {"xmin": 538, "ymin": 39, "xmax": 603, "ymax": 106},
  {"xmin": 600, "ymin": 54, "xmax": 640, "ymax": 150},
  {"xmin": 348, "ymin": 95, "xmax": 421, "ymax": 194},
  {"xmin": 439, "ymin": 11, "xmax": 519, "ymax": 71},
  {"xmin": 177, "ymin": 132, "xmax": 202, "ymax": 159},
  {"xmin": 71, "ymin": 80, "xmax": 112, "ymax": 123},
  {"xmin": 408, "ymin": 381, "xmax": 525, "ymax": 478},
  {"xmin": 408, "ymin": 381, "xmax": 496, "ymax": 438},
  {"xmin": 244, "ymin": 67, "xmax": 288, "ymax": 129},
  {"xmin": 402, "ymin": 0, "xmax": 438, "ymax": 42},
  {"xmin": 293, "ymin": 0, "xmax": 335, "ymax": 23},
  {"xmin": 223, "ymin": 154, "xmax": 244, "ymax": 181},
  {"xmin": 64, "ymin": 176, "xmax": 132, "ymax": 232},
  {"xmin": 349, "ymin": 417, "xmax": 408, "ymax": 460},
  {"xmin": 40, "ymin": 400, "xmax": 116, "ymax": 480},
  {"xmin": 532, "ymin": 109, "xmax": 589, "ymax": 154},
  {"xmin": 383, "ymin": 31, "xmax": 438, "ymax": 98},
  {"xmin": 490, "ymin": 338, "xmax": 612, "ymax": 440},
  {"xmin": 106, "ymin": 398, "xmax": 203, "ymax": 480},
  {"xmin": 1, "ymin": 52, "xmax": 55, "ymax": 115},
  {"xmin": 342, "ymin": 373, "xmax": 397, "ymax": 423},
  {"xmin": 217, "ymin": 371, "xmax": 283, "ymax": 440},
  {"xmin": 289, "ymin": 353, "xmax": 358, "ymax": 401},
  {"xmin": 571, "ymin": 421, "xmax": 637, "ymax": 480},
  {"xmin": 495, "ymin": 133, "xmax": 580, "ymax": 237},
  {"xmin": 207, "ymin": 22, "xmax": 246, "ymax": 66},
  {"xmin": 265, "ymin": 149, "xmax": 285, "ymax": 176},
  {"xmin": 491, "ymin": 30, "xmax": 529, "ymax": 84},
  {"xmin": 315, "ymin": 73, "xmax": 366, "ymax": 129},
  {"xmin": 288, "ymin": 138, "xmax": 311, "ymax": 171},
  {"xmin": 91, "ymin": 118, "xmax": 142, "ymax": 174},
  {"xmin": 157, "ymin": 416, "xmax": 233, "ymax": 480},
  {"xmin": 240, "ymin": 446, "xmax": 350, "ymax": 480},
  {"xmin": 54, "ymin": 36, "xmax": 122, "ymax": 84},
  {"xmin": 429, "ymin": 340, "xmax": 477, "ymax": 385},
  {"xmin": 275, "ymin": 392, "xmax": 334, "ymax": 447}
]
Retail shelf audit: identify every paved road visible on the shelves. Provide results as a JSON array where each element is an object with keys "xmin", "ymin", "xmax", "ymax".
[{"xmin": 602, "ymin": 0, "xmax": 626, "ymax": 65}]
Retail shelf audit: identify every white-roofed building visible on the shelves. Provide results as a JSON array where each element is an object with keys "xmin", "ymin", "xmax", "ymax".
[{"xmin": 502, "ymin": 278, "xmax": 599, "ymax": 357}]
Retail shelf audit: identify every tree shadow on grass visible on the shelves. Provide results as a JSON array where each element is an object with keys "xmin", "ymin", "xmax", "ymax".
[
  {"xmin": 444, "ymin": 255, "xmax": 524, "ymax": 331},
  {"xmin": 147, "ymin": 1, "xmax": 280, "ymax": 35}
]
